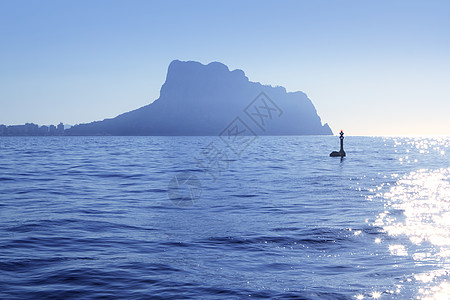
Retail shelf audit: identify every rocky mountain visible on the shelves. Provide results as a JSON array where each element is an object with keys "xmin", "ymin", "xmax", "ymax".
[{"xmin": 66, "ymin": 60, "xmax": 332, "ymax": 136}]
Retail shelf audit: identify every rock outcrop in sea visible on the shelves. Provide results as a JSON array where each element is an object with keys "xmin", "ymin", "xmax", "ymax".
[{"xmin": 66, "ymin": 60, "xmax": 332, "ymax": 135}]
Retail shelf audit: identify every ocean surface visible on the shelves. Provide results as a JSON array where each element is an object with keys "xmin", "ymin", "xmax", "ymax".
[{"xmin": 0, "ymin": 136, "xmax": 448, "ymax": 299}]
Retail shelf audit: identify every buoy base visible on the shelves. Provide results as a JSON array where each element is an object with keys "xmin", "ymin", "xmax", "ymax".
[{"xmin": 330, "ymin": 151, "xmax": 346, "ymax": 157}]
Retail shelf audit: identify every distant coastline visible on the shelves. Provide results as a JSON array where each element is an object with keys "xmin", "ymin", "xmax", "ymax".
[
  {"xmin": 2, "ymin": 61, "xmax": 333, "ymax": 137},
  {"xmin": 0, "ymin": 123, "xmax": 67, "ymax": 136}
]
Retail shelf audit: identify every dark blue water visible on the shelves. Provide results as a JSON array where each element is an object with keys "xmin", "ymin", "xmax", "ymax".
[{"xmin": 0, "ymin": 136, "xmax": 448, "ymax": 299}]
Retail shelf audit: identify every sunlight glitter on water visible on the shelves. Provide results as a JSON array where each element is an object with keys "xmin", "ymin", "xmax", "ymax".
[
  {"xmin": 389, "ymin": 137, "xmax": 450, "ymax": 166},
  {"xmin": 376, "ymin": 167, "xmax": 450, "ymax": 299}
]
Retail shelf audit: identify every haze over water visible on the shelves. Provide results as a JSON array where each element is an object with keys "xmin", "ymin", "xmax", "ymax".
[{"xmin": 0, "ymin": 136, "xmax": 448, "ymax": 299}]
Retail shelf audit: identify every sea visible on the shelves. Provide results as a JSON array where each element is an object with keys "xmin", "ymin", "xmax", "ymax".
[{"xmin": 0, "ymin": 136, "xmax": 448, "ymax": 299}]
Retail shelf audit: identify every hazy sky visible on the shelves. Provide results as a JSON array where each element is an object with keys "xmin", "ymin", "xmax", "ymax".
[{"xmin": 1, "ymin": 0, "xmax": 449, "ymax": 136}]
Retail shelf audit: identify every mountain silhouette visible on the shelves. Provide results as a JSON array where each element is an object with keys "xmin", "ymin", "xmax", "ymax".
[{"xmin": 66, "ymin": 60, "xmax": 332, "ymax": 136}]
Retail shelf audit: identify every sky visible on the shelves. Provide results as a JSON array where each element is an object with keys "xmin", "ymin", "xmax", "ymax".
[{"xmin": 0, "ymin": 0, "xmax": 449, "ymax": 136}]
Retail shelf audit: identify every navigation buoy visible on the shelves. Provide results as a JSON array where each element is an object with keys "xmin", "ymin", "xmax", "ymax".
[{"xmin": 330, "ymin": 130, "xmax": 346, "ymax": 157}]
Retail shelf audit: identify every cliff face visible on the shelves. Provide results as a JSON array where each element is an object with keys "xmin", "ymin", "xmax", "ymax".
[{"xmin": 66, "ymin": 60, "xmax": 332, "ymax": 135}]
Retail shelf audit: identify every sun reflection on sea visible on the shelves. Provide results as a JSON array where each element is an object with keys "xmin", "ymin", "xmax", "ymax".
[{"xmin": 375, "ymin": 164, "xmax": 450, "ymax": 299}]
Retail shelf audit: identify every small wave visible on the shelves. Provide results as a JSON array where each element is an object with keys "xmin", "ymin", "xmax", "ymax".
[
  {"xmin": 231, "ymin": 194, "xmax": 258, "ymax": 198},
  {"xmin": 0, "ymin": 176, "xmax": 16, "ymax": 181},
  {"xmin": 198, "ymin": 230, "xmax": 350, "ymax": 249}
]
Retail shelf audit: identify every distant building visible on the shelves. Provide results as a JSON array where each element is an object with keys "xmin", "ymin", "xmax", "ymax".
[
  {"xmin": 49, "ymin": 125, "xmax": 57, "ymax": 135},
  {"xmin": 57, "ymin": 122, "xmax": 64, "ymax": 135},
  {"xmin": 7, "ymin": 125, "xmax": 27, "ymax": 135},
  {"xmin": 25, "ymin": 123, "xmax": 39, "ymax": 135},
  {"xmin": 0, "ymin": 125, "xmax": 7, "ymax": 136},
  {"xmin": 39, "ymin": 125, "xmax": 49, "ymax": 135}
]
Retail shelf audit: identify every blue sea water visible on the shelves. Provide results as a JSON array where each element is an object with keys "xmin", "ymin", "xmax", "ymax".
[{"xmin": 0, "ymin": 136, "xmax": 448, "ymax": 299}]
